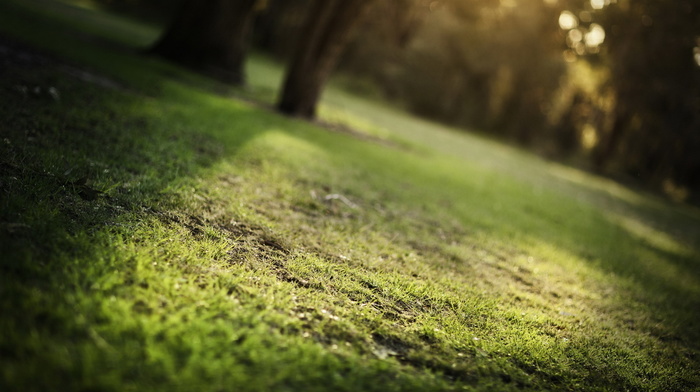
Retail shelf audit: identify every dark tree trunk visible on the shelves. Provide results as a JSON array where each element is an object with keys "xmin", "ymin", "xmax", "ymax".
[
  {"xmin": 149, "ymin": 0, "xmax": 258, "ymax": 85},
  {"xmin": 277, "ymin": 0, "xmax": 378, "ymax": 118}
]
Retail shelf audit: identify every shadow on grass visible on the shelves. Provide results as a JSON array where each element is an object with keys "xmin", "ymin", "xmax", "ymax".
[{"xmin": 0, "ymin": 8, "xmax": 273, "ymax": 388}]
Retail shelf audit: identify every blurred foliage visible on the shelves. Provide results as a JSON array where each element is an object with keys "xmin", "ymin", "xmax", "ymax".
[
  {"xmin": 84, "ymin": 0, "xmax": 700, "ymax": 201},
  {"xmin": 593, "ymin": 0, "xmax": 700, "ymax": 201},
  {"xmin": 310, "ymin": 0, "xmax": 700, "ymax": 202},
  {"xmin": 550, "ymin": 0, "xmax": 700, "ymax": 201}
]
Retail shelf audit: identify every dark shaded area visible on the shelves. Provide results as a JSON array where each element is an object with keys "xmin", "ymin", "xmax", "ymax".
[
  {"xmin": 590, "ymin": 0, "xmax": 700, "ymax": 198},
  {"xmin": 149, "ymin": 0, "xmax": 258, "ymax": 85},
  {"xmin": 91, "ymin": 0, "xmax": 183, "ymax": 23}
]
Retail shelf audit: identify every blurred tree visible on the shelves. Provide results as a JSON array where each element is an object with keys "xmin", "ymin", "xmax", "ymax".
[
  {"xmin": 277, "ymin": 0, "xmax": 379, "ymax": 118},
  {"xmin": 253, "ymin": 0, "xmax": 310, "ymax": 60},
  {"xmin": 338, "ymin": 0, "xmax": 436, "ymax": 99},
  {"xmin": 346, "ymin": 0, "xmax": 564, "ymax": 145},
  {"xmin": 551, "ymin": 0, "xmax": 700, "ymax": 199},
  {"xmin": 594, "ymin": 0, "xmax": 700, "ymax": 195},
  {"xmin": 149, "ymin": 0, "xmax": 260, "ymax": 84}
]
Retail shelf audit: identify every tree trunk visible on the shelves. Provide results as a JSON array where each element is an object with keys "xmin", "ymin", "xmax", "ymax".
[
  {"xmin": 149, "ymin": 0, "xmax": 258, "ymax": 85},
  {"xmin": 277, "ymin": 0, "xmax": 378, "ymax": 118}
]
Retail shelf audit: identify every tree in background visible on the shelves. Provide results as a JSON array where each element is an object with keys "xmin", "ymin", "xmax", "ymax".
[
  {"xmin": 148, "ymin": 0, "xmax": 378, "ymax": 118},
  {"xmin": 596, "ymin": 0, "xmax": 700, "ymax": 195},
  {"xmin": 343, "ymin": 0, "xmax": 564, "ymax": 144},
  {"xmin": 149, "ymin": 0, "xmax": 260, "ymax": 85},
  {"xmin": 338, "ymin": 0, "xmax": 439, "ymax": 100},
  {"xmin": 556, "ymin": 0, "xmax": 700, "ymax": 199},
  {"xmin": 277, "ymin": 0, "xmax": 379, "ymax": 118}
]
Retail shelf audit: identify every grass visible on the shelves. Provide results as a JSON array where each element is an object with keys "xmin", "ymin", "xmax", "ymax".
[{"xmin": 1, "ymin": 0, "xmax": 699, "ymax": 391}]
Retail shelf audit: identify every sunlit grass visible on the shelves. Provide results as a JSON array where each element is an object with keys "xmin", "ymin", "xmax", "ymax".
[{"xmin": 1, "ymin": 1, "xmax": 699, "ymax": 391}]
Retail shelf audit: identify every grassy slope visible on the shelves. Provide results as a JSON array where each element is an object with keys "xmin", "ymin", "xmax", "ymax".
[{"xmin": 1, "ymin": 1, "xmax": 699, "ymax": 391}]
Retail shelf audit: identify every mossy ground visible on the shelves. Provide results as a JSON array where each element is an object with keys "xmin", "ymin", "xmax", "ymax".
[{"xmin": 1, "ymin": 1, "xmax": 699, "ymax": 391}]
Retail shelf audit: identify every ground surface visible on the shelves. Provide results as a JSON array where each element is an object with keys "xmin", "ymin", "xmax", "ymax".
[{"xmin": 1, "ymin": 1, "xmax": 699, "ymax": 391}]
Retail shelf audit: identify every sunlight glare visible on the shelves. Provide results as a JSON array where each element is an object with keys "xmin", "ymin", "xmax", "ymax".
[
  {"xmin": 558, "ymin": 11, "xmax": 578, "ymax": 30},
  {"xmin": 580, "ymin": 124, "xmax": 598, "ymax": 149}
]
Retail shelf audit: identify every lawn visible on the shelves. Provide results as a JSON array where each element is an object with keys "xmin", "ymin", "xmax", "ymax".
[{"xmin": 1, "ymin": 1, "xmax": 699, "ymax": 391}]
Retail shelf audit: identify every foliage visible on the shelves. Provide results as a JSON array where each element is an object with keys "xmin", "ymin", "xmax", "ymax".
[
  {"xmin": 581, "ymin": 0, "xmax": 700, "ymax": 200},
  {"xmin": 149, "ymin": 0, "xmax": 258, "ymax": 85}
]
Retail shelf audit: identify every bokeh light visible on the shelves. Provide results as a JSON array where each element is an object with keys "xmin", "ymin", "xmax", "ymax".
[
  {"xmin": 590, "ymin": 0, "xmax": 606, "ymax": 10},
  {"xmin": 585, "ymin": 24, "xmax": 606, "ymax": 48},
  {"xmin": 559, "ymin": 11, "xmax": 578, "ymax": 30}
]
